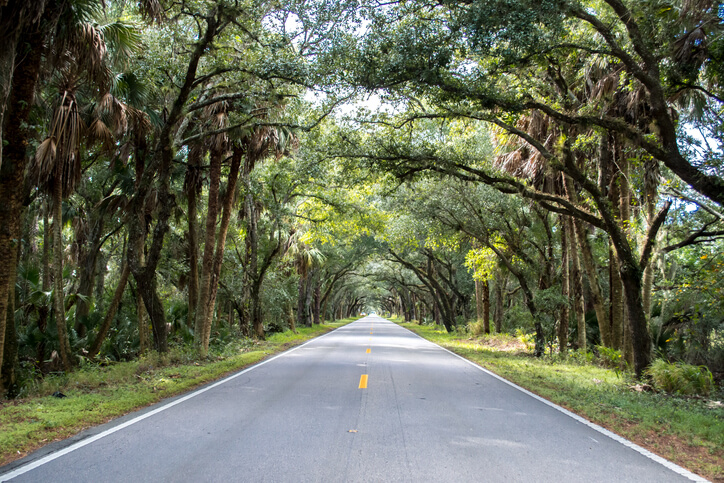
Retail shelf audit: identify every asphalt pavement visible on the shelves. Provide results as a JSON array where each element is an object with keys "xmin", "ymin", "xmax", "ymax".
[{"xmin": 0, "ymin": 316, "xmax": 706, "ymax": 482}]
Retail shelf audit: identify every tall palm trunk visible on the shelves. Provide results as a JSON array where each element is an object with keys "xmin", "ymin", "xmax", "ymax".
[
  {"xmin": 313, "ymin": 282, "xmax": 321, "ymax": 325},
  {"xmin": 482, "ymin": 280, "xmax": 490, "ymax": 334},
  {"xmin": 475, "ymin": 279, "xmax": 484, "ymax": 330},
  {"xmin": 609, "ymin": 245, "xmax": 624, "ymax": 351},
  {"xmin": 558, "ymin": 215, "xmax": 570, "ymax": 352},
  {"xmin": 185, "ymin": 148, "xmax": 201, "ymax": 328},
  {"xmin": 201, "ymin": 146, "xmax": 241, "ymax": 349},
  {"xmin": 572, "ymin": 219, "xmax": 609, "ymax": 346},
  {"xmin": 195, "ymin": 146, "xmax": 222, "ymax": 355},
  {"xmin": 617, "ymin": 148, "xmax": 636, "ymax": 366},
  {"xmin": 297, "ymin": 275, "xmax": 308, "ymax": 327},
  {"xmin": 493, "ymin": 271, "xmax": 504, "ymax": 333},
  {"xmin": 136, "ymin": 249, "xmax": 149, "ymax": 353},
  {"xmin": 641, "ymin": 202, "xmax": 656, "ymax": 320},
  {"xmin": 566, "ymin": 217, "xmax": 586, "ymax": 350},
  {"xmin": 187, "ymin": 186, "xmax": 199, "ymax": 327},
  {"xmin": 0, "ymin": 19, "xmax": 44, "ymax": 387},
  {"xmin": 38, "ymin": 204, "xmax": 51, "ymax": 363},
  {"xmin": 52, "ymin": 182, "xmax": 72, "ymax": 371},
  {"xmin": 608, "ymin": 165, "xmax": 624, "ymax": 352},
  {"xmin": 2, "ymin": 235, "xmax": 21, "ymax": 394},
  {"xmin": 288, "ymin": 304, "xmax": 296, "ymax": 332}
]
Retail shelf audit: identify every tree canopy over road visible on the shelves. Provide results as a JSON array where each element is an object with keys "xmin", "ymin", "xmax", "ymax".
[{"xmin": 1, "ymin": 0, "xmax": 723, "ymax": 393}]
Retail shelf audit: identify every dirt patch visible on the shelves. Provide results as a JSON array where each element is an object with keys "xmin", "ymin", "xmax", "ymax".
[
  {"xmin": 602, "ymin": 415, "xmax": 723, "ymax": 481},
  {"xmin": 465, "ymin": 335, "xmax": 528, "ymax": 353}
]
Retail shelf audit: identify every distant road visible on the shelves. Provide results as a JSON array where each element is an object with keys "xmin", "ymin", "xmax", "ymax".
[{"xmin": 0, "ymin": 316, "xmax": 704, "ymax": 482}]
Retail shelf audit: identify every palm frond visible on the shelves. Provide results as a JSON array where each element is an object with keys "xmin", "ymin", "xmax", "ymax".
[
  {"xmin": 88, "ymin": 118, "xmax": 114, "ymax": 151},
  {"xmin": 112, "ymin": 72, "xmax": 149, "ymax": 108},
  {"xmin": 40, "ymin": 90, "xmax": 86, "ymax": 195},
  {"xmin": 34, "ymin": 137, "xmax": 58, "ymax": 185},
  {"xmin": 99, "ymin": 20, "xmax": 142, "ymax": 69}
]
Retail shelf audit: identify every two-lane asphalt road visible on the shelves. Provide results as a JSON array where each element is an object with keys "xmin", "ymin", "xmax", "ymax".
[{"xmin": 0, "ymin": 316, "xmax": 705, "ymax": 482}]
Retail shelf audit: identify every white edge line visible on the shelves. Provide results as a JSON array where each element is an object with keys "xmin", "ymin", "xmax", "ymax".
[
  {"xmin": 0, "ymin": 326, "xmax": 344, "ymax": 482},
  {"xmin": 402, "ymin": 325, "xmax": 709, "ymax": 483}
]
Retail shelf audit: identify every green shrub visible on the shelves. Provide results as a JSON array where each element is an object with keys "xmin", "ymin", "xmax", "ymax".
[
  {"xmin": 567, "ymin": 349, "xmax": 594, "ymax": 365},
  {"xmin": 467, "ymin": 320, "xmax": 485, "ymax": 336},
  {"xmin": 515, "ymin": 328, "xmax": 535, "ymax": 351},
  {"xmin": 596, "ymin": 346, "xmax": 625, "ymax": 370},
  {"xmin": 646, "ymin": 359, "xmax": 715, "ymax": 396}
]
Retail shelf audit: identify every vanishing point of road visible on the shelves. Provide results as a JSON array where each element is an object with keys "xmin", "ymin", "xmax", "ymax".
[{"xmin": 0, "ymin": 316, "xmax": 705, "ymax": 482}]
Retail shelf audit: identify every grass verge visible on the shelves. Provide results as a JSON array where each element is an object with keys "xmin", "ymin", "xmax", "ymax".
[
  {"xmin": 0, "ymin": 320, "xmax": 354, "ymax": 467},
  {"xmin": 398, "ymin": 320, "xmax": 724, "ymax": 481}
]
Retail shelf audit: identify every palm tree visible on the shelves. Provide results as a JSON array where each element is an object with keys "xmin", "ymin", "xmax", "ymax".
[
  {"xmin": 30, "ymin": 5, "xmax": 140, "ymax": 369},
  {"xmin": 0, "ymin": 0, "xmax": 152, "ymax": 387}
]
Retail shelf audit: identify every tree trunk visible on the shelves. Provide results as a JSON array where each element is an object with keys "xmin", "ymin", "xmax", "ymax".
[
  {"xmin": 95, "ymin": 251, "xmax": 106, "ymax": 313},
  {"xmin": 475, "ymin": 279, "xmax": 483, "ymax": 327},
  {"xmin": 89, "ymin": 260, "xmax": 130, "ymax": 359},
  {"xmin": 137, "ymin": 287, "xmax": 149, "ymax": 353},
  {"xmin": 133, "ymin": 229, "xmax": 150, "ymax": 353},
  {"xmin": 2, "ymin": 245, "xmax": 20, "ymax": 395},
  {"xmin": 322, "ymin": 296, "xmax": 329, "ymax": 324},
  {"xmin": 297, "ymin": 276, "xmax": 307, "ymax": 328},
  {"xmin": 313, "ymin": 282, "xmax": 321, "ymax": 325},
  {"xmin": 0, "ymin": 20, "xmax": 44, "ymax": 387},
  {"xmin": 304, "ymin": 272, "xmax": 314, "ymax": 327},
  {"xmin": 186, "ymin": 152, "xmax": 200, "ymax": 328},
  {"xmin": 195, "ymin": 146, "xmax": 222, "ymax": 355},
  {"xmin": 559, "ymin": 215, "xmax": 570, "ymax": 352},
  {"xmin": 567, "ymin": 217, "xmax": 586, "ymax": 351},
  {"xmin": 609, "ymin": 245, "xmax": 624, "ymax": 351},
  {"xmin": 251, "ymin": 281, "xmax": 265, "ymax": 339},
  {"xmin": 52, "ymin": 182, "xmax": 72, "ymax": 371},
  {"xmin": 202, "ymin": 148, "xmax": 241, "ymax": 348},
  {"xmin": 134, "ymin": 270, "xmax": 167, "ymax": 352},
  {"xmin": 493, "ymin": 270, "xmax": 505, "ymax": 333},
  {"xmin": 75, "ymin": 216, "xmax": 105, "ymax": 337},
  {"xmin": 572, "ymin": 218, "xmax": 609, "ymax": 347},
  {"xmin": 482, "ymin": 280, "xmax": 490, "ymax": 334},
  {"xmin": 288, "ymin": 304, "xmax": 296, "ymax": 332},
  {"xmin": 641, "ymin": 203, "xmax": 656, "ymax": 320},
  {"xmin": 620, "ymin": 262, "xmax": 652, "ymax": 377},
  {"xmin": 37, "ymin": 203, "xmax": 51, "ymax": 364}
]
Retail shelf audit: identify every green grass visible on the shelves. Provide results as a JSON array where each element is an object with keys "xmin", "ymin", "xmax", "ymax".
[
  {"xmin": 0, "ymin": 320, "xmax": 355, "ymax": 466},
  {"xmin": 398, "ymin": 321, "xmax": 724, "ymax": 481}
]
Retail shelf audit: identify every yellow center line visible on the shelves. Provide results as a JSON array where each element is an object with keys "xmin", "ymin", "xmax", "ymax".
[
  {"xmin": 359, "ymin": 374, "xmax": 368, "ymax": 389},
  {"xmin": 366, "ymin": 348, "xmax": 371, "ymax": 354}
]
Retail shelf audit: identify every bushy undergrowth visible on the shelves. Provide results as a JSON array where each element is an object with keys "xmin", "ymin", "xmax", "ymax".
[
  {"xmin": 646, "ymin": 359, "xmax": 715, "ymax": 396},
  {"xmin": 467, "ymin": 320, "xmax": 485, "ymax": 336},
  {"xmin": 595, "ymin": 346, "xmax": 626, "ymax": 370}
]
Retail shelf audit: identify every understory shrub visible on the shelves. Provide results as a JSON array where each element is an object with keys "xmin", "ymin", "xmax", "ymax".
[
  {"xmin": 596, "ymin": 346, "xmax": 625, "ymax": 370},
  {"xmin": 467, "ymin": 320, "xmax": 485, "ymax": 336},
  {"xmin": 646, "ymin": 359, "xmax": 715, "ymax": 396}
]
